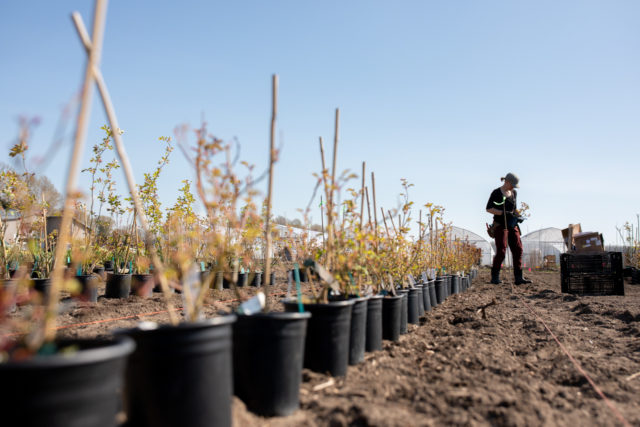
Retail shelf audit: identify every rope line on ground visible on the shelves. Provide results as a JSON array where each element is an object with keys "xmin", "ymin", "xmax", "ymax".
[{"xmin": 512, "ymin": 282, "xmax": 631, "ymax": 427}]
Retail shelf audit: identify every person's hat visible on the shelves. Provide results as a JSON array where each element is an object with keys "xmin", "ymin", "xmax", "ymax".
[{"xmin": 504, "ymin": 172, "xmax": 519, "ymax": 188}]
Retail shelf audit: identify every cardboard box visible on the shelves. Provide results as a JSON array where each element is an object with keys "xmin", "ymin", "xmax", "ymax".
[
  {"xmin": 561, "ymin": 224, "xmax": 582, "ymax": 249},
  {"xmin": 573, "ymin": 231, "xmax": 604, "ymax": 253}
]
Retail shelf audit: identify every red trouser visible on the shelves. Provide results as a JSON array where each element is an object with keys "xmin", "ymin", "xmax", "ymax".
[{"xmin": 492, "ymin": 226, "xmax": 523, "ymax": 270}]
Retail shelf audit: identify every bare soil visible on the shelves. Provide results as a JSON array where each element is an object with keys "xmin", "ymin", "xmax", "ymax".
[{"xmin": 8, "ymin": 270, "xmax": 640, "ymax": 426}]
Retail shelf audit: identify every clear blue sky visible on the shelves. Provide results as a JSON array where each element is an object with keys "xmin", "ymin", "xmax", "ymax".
[{"xmin": 1, "ymin": 0, "xmax": 639, "ymax": 246}]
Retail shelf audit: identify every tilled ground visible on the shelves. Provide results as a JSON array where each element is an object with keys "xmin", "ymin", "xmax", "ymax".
[
  {"xmin": 6, "ymin": 269, "xmax": 640, "ymax": 426},
  {"xmin": 235, "ymin": 270, "xmax": 640, "ymax": 427}
]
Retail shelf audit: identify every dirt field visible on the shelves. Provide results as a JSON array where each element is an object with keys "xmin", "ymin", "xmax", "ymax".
[{"xmin": 9, "ymin": 269, "xmax": 640, "ymax": 426}]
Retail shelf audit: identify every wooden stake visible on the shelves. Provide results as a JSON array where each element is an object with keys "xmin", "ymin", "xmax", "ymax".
[
  {"xmin": 389, "ymin": 210, "xmax": 398, "ymax": 235},
  {"xmin": 365, "ymin": 187, "xmax": 372, "ymax": 229},
  {"xmin": 329, "ymin": 108, "xmax": 339, "ymax": 269},
  {"xmin": 380, "ymin": 207, "xmax": 391, "ymax": 239},
  {"xmin": 319, "ymin": 137, "xmax": 332, "ymax": 265},
  {"xmin": 72, "ymin": 9, "xmax": 177, "ymax": 322},
  {"xmin": 359, "ymin": 161, "xmax": 365, "ymax": 231},
  {"xmin": 371, "ymin": 172, "xmax": 378, "ymax": 248},
  {"xmin": 264, "ymin": 74, "xmax": 278, "ymax": 307},
  {"xmin": 43, "ymin": 0, "xmax": 108, "ymax": 343}
]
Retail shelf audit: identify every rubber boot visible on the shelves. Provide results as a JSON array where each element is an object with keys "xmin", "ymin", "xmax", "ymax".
[
  {"xmin": 490, "ymin": 267, "xmax": 502, "ymax": 284},
  {"xmin": 514, "ymin": 269, "xmax": 532, "ymax": 285}
]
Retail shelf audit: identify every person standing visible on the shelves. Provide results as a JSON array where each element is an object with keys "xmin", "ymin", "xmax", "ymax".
[{"xmin": 486, "ymin": 173, "xmax": 532, "ymax": 285}]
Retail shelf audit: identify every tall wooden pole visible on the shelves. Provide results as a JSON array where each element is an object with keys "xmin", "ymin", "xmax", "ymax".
[
  {"xmin": 43, "ymin": 0, "xmax": 108, "ymax": 343},
  {"xmin": 264, "ymin": 74, "xmax": 278, "ymax": 305},
  {"xmin": 371, "ymin": 172, "xmax": 379, "ymax": 250},
  {"xmin": 359, "ymin": 161, "xmax": 365, "ymax": 230}
]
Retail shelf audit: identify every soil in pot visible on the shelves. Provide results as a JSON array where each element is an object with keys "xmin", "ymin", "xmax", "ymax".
[
  {"xmin": 365, "ymin": 295, "xmax": 383, "ymax": 352},
  {"xmin": 381, "ymin": 294, "xmax": 403, "ymax": 342},
  {"xmin": 233, "ymin": 311, "xmax": 310, "ymax": 416},
  {"xmin": 119, "ymin": 316, "xmax": 236, "ymax": 427},
  {"xmin": 105, "ymin": 273, "xmax": 131, "ymax": 299},
  {"xmin": 0, "ymin": 336, "xmax": 135, "ymax": 427},
  {"xmin": 282, "ymin": 299, "xmax": 353, "ymax": 377}
]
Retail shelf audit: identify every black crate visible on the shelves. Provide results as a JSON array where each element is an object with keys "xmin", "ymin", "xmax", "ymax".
[{"xmin": 560, "ymin": 252, "xmax": 624, "ymax": 295}]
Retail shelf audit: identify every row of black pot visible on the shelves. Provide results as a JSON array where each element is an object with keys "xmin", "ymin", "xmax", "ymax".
[
  {"xmin": 0, "ymin": 270, "xmax": 477, "ymax": 427},
  {"xmin": 22, "ymin": 270, "xmax": 278, "ymax": 304}
]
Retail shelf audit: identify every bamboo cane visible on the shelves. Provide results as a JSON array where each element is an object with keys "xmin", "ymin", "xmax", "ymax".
[
  {"xmin": 72, "ymin": 11, "xmax": 177, "ymax": 322},
  {"xmin": 380, "ymin": 207, "xmax": 391, "ymax": 239},
  {"xmin": 371, "ymin": 172, "xmax": 378, "ymax": 250},
  {"xmin": 388, "ymin": 210, "xmax": 398, "ymax": 236},
  {"xmin": 365, "ymin": 187, "xmax": 372, "ymax": 230},
  {"xmin": 359, "ymin": 162, "xmax": 365, "ymax": 230},
  {"xmin": 263, "ymin": 74, "xmax": 278, "ymax": 308},
  {"xmin": 329, "ymin": 108, "xmax": 339, "ymax": 269},
  {"xmin": 42, "ymin": 0, "xmax": 108, "ymax": 344},
  {"xmin": 318, "ymin": 137, "xmax": 331, "ymax": 265}
]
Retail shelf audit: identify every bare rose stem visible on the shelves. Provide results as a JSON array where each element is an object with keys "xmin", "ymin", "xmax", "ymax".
[
  {"xmin": 39, "ymin": 0, "xmax": 108, "ymax": 345},
  {"xmin": 71, "ymin": 10, "xmax": 178, "ymax": 323},
  {"xmin": 263, "ymin": 74, "xmax": 278, "ymax": 310}
]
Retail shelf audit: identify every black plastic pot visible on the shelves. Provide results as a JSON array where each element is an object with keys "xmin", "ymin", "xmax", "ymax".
[
  {"xmin": 289, "ymin": 268, "xmax": 308, "ymax": 282},
  {"xmin": 132, "ymin": 273, "xmax": 155, "ymax": 297},
  {"xmin": 251, "ymin": 272, "xmax": 262, "ymax": 287},
  {"xmin": 416, "ymin": 285, "xmax": 424, "ymax": 316},
  {"xmin": 213, "ymin": 271, "xmax": 224, "ymax": 290},
  {"xmin": 237, "ymin": 272, "xmax": 248, "ymax": 287},
  {"xmin": 397, "ymin": 290, "xmax": 408, "ymax": 334},
  {"xmin": 407, "ymin": 287, "xmax": 420, "ymax": 324},
  {"xmin": 282, "ymin": 299, "xmax": 353, "ymax": 377},
  {"xmin": 76, "ymin": 274, "xmax": 99, "ymax": 302},
  {"xmin": 93, "ymin": 266, "xmax": 106, "ymax": 281},
  {"xmin": 422, "ymin": 282, "xmax": 432, "ymax": 312},
  {"xmin": 428, "ymin": 280, "xmax": 437, "ymax": 308},
  {"xmin": 381, "ymin": 294, "xmax": 403, "ymax": 342},
  {"xmin": 103, "ymin": 260, "xmax": 114, "ymax": 271},
  {"xmin": 452, "ymin": 275, "xmax": 460, "ymax": 294},
  {"xmin": 365, "ymin": 295, "xmax": 383, "ymax": 352},
  {"xmin": 120, "ymin": 316, "xmax": 236, "ymax": 427},
  {"xmin": 348, "ymin": 296, "xmax": 368, "ymax": 365},
  {"xmin": 222, "ymin": 273, "xmax": 233, "ymax": 289},
  {"xmin": 444, "ymin": 275, "xmax": 452, "ymax": 299},
  {"xmin": 0, "ymin": 336, "xmax": 135, "ymax": 427},
  {"xmin": 233, "ymin": 312, "xmax": 310, "ymax": 416},
  {"xmin": 200, "ymin": 270, "xmax": 211, "ymax": 287},
  {"xmin": 32, "ymin": 278, "xmax": 51, "ymax": 300},
  {"xmin": 105, "ymin": 273, "xmax": 131, "ymax": 299},
  {"xmin": 435, "ymin": 278, "xmax": 445, "ymax": 305}
]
